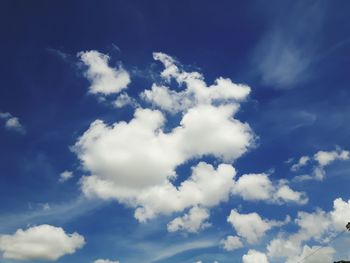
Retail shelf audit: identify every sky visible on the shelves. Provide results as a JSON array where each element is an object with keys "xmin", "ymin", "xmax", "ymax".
[{"xmin": 1, "ymin": 1, "xmax": 350, "ymax": 263}]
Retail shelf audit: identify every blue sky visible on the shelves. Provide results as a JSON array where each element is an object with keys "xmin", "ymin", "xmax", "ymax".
[{"xmin": 1, "ymin": 1, "xmax": 350, "ymax": 263}]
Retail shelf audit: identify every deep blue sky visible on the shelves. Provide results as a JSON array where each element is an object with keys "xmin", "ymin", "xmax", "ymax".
[{"xmin": 1, "ymin": 1, "xmax": 350, "ymax": 263}]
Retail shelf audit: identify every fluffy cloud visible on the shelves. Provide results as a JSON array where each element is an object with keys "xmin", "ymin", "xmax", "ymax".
[
  {"xmin": 81, "ymin": 161, "xmax": 236, "ymax": 222},
  {"xmin": 141, "ymin": 52, "xmax": 250, "ymax": 113},
  {"xmin": 0, "ymin": 224, "xmax": 85, "ymax": 261},
  {"xmin": 0, "ymin": 112, "xmax": 25, "ymax": 133},
  {"xmin": 232, "ymin": 173, "xmax": 307, "ymax": 204},
  {"xmin": 59, "ymin": 170, "xmax": 74, "ymax": 183},
  {"xmin": 220, "ymin": 235, "xmax": 243, "ymax": 251},
  {"xmin": 93, "ymin": 259, "xmax": 120, "ymax": 263},
  {"xmin": 314, "ymin": 149, "xmax": 349, "ymax": 167},
  {"xmin": 167, "ymin": 206, "xmax": 210, "ymax": 233},
  {"xmin": 227, "ymin": 209, "xmax": 289, "ymax": 244},
  {"xmin": 73, "ymin": 52, "xmax": 257, "ymax": 223},
  {"xmin": 292, "ymin": 148, "xmax": 349, "ymax": 181},
  {"xmin": 78, "ymin": 50, "xmax": 130, "ymax": 95},
  {"xmin": 242, "ymin": 249, "xmax": 269, "ymax": 263},
  {"xmin": 267, "ymin": 197, "xmax": 350, "ymax": 262}
]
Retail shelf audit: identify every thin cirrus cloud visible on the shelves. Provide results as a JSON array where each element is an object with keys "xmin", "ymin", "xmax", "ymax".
[
  {"xmin": 0, "ymin": 224, "xmax": 85, "ymax": 261},
  {"xmin": 253, "ymin": 1, "xmax": 326, "ymax": 89}
]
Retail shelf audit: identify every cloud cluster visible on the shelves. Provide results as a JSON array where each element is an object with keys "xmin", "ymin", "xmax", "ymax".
[
  {"xmin": 267, "ymin": 197, "xmax": 350, "ymax": 262},
  {"xmin": 291, "ymin": 148, "xmax": 349, "ymax": 181},
  {"xmin": 0, "ymin": 224, "xmax": 85, "ymax": 261},
  {"xmin": 141, "ymin": 53, "xmax": 250, "ymax": 113},
  {"xmin": 74, "ymin": 52, "xmax": 256, "ymax": 224},
  {"xmin": 74, "ymin": 52, "xmax": 306, "ymax": 230}
]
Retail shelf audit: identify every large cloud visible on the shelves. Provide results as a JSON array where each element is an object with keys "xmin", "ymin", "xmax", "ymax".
[
  {"xmin": 78, "ymin": 50, "xmax": 130, "ymax": 95},
  {"xmin": 0, "ymin": 224, "xmax": 85, "ymax": 261},
  {"xmin": 73, "ymin": 52, "xmax": 305, "ymax": 230},
  {"xmin": 73, "ymin": 52, "xmax": 256, "ymax": 223}
]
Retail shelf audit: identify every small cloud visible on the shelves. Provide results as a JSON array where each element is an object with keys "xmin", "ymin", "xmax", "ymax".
[
  {"xmin": 59, "ymin": 170, "xmax": 74, "ymax": 183},
  {"xmin": 78, "ymin": 50, "xmax": 130, "ymax": 96},
  {"xmin": 0, "ymin": 112, "xmax": 25, "ymax": 134}
]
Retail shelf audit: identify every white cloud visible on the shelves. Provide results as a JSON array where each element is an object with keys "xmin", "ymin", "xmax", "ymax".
[
  {"xmin": 73, "ymin": 53, "xmax": 255, "ymax": 222},
  {"xmin": 78, "ymin": 50, "xmax": 130, "ymax": 95},
  {"xmin": 0, "ymin": 224, "xmax": 85, "ymax": 261},
  {"xmin": 232, "ymin": 173, "xmax": 307, "ymax": 204},
  {"xmin": 81, "ymin": 161, "xmax": 236, "ymax": 222},
  {"xmin": 242, "ymin": 249, "xmax": 269, "ymax": 263},
  {"xmin": 167, "ymin": 206, "xmax": 210, "ymax": 233},
  {"xmin": 93, "ymin": 259, "xmax": 120, "ymax": 263},
  {"xmin": 59, "ymin": 170, "xmax": 74, "ymax": 183},
  {"xmin": 141, "ymin": 52, "xmax": 250, "ymax": 113},
  {"xmin": 267, "ymin": 197, "xmax": 350, "ymax": 262},
  {"xmin": 314, "ymin": 149, "xmax": 349, "ymax": 167},
  {"xmin": 227, "ymin": 209, "xmax": 288, "ymax": 244},
  {"xmin": 293, "ymin": 148, "xmax": 349, "ymax": 181},
  {"xmin": 291, "ymin": 156, "xmax": 310, "ymax": 171},
  {"xmin": 0, "ymin": 112, "xmax": 25, "ymax": 133},
  {"xmin": 220, "ymin": 235, "xmax": 243, "ymax": 251}
]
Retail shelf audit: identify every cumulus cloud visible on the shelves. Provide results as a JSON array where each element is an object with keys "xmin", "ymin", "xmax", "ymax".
[
  {"xmin": 227, "ymin": 209, "xmax": 289, "ymax": 244},
  {"xmin": 167, "ymin": 206, "xmax": 210, "ymax": 233},
  {"xmin": 292, "ymin": 148, "xmax": 349, "ymax": 181},
  {"xmin": 78, "ymin": 50, "xmax": 130, "ymax": 95},
  {"xmin": 267, "ymin": 197, "xmax": 350, "ymax": 262},
  {"xmin": 59, "ymin": 170, "xmax": 74, "ymax": 183},
  {"xmin": 73, "ymin": 52, "xmax": 257, "ymax": 223},
  {"xmin": 220, "ymin": 235, "xmax": 243, "ymax": 251},
  {"xmin": 314, "ymin": 149, "xmax": 349, "ymax": 167},
  {"xmin": 141, "ymin": 52, "xmax": 250, "ymax": 113},
  {"xmin": 0, "ymin": 224, "xmax": 85, "ymax": 261},
  {"xmin": 232, "ymin": 173, "xmax": 308, "ymax": 204},
  {"xmin": 0, "ymin": 112, "xmax": 25, "ymax": 133},
  {"xmin": 242, "ymin": 249, "xmax": 269, "ymax": 263},
  {"xmin": 93, "ymin": 259, "xmax": 120, "ymax": 263}
]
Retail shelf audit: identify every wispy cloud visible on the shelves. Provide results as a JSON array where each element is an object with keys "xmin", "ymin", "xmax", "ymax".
[{"xmin": 253, "ymin": 1, "xmax": 326, "ymax": 89}]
